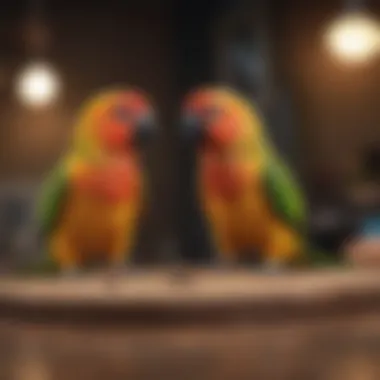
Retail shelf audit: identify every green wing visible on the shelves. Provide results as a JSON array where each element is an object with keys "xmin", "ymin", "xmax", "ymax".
[
  {"xmin": 37, "ymin": 161, "xmax": 68, "ymax": 236},
  {"xmin": 263, "ymin": 158, "xmax": 344, "ymax": 266},
  {"xmin": 17, "ymin": 162, "xmax": 69, "ymax": 275},
  {"xmin": 263, "ymin": 157, "xmax": 306, "ymax": 232}
]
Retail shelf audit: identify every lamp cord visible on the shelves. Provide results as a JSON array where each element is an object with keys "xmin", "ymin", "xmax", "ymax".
[
  {"xmin": 26, "ymin": 0, "xmax": 48, "ymax": 58},
  {"xmin": 345, "ymin": 0, "xmax": 366, "ymax": 11}
]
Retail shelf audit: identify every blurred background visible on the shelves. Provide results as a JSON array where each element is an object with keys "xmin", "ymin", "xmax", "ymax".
[
  {"xmin": 1, "ymin": 2, "xmax": 380, "ymax": 380},
  {"xmin": 0, "ymin": 0, "xmax": 379, "ymax": 268}
]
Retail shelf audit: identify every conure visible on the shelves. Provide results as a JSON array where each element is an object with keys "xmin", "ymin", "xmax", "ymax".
[
  {"xmin": 181, "ymin": 86, "xmax": 306, "ymax": 268},
  {"xmin": 37, "ymin": 88, "xmax": 156, "ymax": 273}
]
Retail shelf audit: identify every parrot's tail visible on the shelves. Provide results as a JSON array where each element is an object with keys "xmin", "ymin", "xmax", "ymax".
[
  {"xmin": 16, "ymin": 231, "xmax": 60, "ymax": 277},
  {"xmin": 300, "ymin": 244, "xmax": 345, "ymax": 268}
]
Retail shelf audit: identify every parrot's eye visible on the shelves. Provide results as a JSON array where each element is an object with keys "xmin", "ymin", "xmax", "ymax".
[
  {"xmin": 112, "ymin": 106, "xmax": 133, "ymax": 124},
  {"xmin": 203, "ymin": 105, "xmax": 222, "ymax": 121}
]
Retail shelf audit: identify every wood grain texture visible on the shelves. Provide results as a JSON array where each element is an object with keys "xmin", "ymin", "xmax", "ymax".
[{"xmin": 2, "ymin": 269, "xmax": 380, "ymax": 379}]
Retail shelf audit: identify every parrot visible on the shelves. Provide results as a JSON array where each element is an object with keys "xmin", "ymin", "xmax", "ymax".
[
  {"xmin": 180, "ymin": 86, "xmax": 307, "ymax": 269},
  {"xmin": 36, "ymin": 87, "xmax": 156, "ymax": 275}
]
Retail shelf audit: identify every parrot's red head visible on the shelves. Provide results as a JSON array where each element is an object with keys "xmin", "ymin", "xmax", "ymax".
[
  {"xmin": 95, "ymin": 90, "xmax": 154, "ymax": 152},
  {"xmin": 180, "ymin": 87, "xmax": 265, "ymax": 199},
  {"xmin": 181, "ymin": 87, "xmax": 251, "ymax": 151},
  {"xmin": 75, "ymin": 88, "xmax": 156, "ymax": 156}
]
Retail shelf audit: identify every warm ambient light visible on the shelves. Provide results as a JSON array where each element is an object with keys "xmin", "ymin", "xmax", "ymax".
[
  {"xmin": 324, "ymin": 12, "xmax": 380, "ymax": 64},
  {"xmin": 15, "ymin": 62, "xmax": 61, "ymax": 108}
]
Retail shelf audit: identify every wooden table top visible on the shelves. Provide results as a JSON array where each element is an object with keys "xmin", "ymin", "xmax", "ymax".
[{"xmin": 0, "ymin": 268, "xmax": 380, "ymax": 327}]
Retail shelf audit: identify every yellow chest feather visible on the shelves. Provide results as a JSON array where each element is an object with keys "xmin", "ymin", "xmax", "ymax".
[
  {"xmin": 60, "ymin": 189, "xmax": 139, "ymax": 253},
  {"xmin": 201, "ymin": 180, "xmax": 272, "ymax": 249}
]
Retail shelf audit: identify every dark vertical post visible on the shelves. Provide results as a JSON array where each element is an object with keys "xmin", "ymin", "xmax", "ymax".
[{"xmin": 174, "ymin": 0, "xmax": 221, "ymax": 263}]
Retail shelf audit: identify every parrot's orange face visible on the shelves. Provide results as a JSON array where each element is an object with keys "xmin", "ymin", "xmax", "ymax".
[
  {"xmin": 182, "ymin": 87, "xmax": 259, "ymax": 200},
  {"xmin": 95, "ymin": 90, "xmax": 155, "ymax": 154},
  {"xmin": 77, "ymin": 89, "xmax": 156, "ymax": 156},
  {"xmin": 182, "ymin": 88, "xmax": 245, "ymax": 151}
]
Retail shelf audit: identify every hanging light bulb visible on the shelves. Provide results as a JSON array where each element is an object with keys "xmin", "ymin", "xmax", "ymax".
[
  {"xmin": 15, "ymin": 0, "xmax": 62, "ymax": 108},
  {"xmin": 15, "ymin": 61, "xmax": 61, "ymax": 108},
  {"xmin": 324, "ymin": 11, "xmax": 380, "ymax": 64}
]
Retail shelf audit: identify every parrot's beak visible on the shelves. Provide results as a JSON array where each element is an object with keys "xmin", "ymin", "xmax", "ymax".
[
  {"xmin": 134, "ymin": 112, "xmax": 157, "ymax": 148},
  {"xmin": 180, "ymin": 112, "xmax": 205, "ymax": 145},
  {"xmin": 206, "ymin": 119, "xmax": 236, "ymax": 148}
]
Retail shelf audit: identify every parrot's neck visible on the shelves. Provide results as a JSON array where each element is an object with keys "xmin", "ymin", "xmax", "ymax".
[
  {"xmin": 69, "ymin": 150, "xmax": 141, "ymax": 203},
  {"xmin": 69, "ymin": 142, "xmax": 138, "ymax": 164}
]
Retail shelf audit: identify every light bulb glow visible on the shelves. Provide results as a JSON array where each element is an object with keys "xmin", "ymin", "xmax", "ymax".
[
  {"xmin": 324, "ymin": 12, "xmax": 380, "ymax": 64},
  {"xmin": 15, "ymin": 62, "xmax": 61, "ymax": 108}
]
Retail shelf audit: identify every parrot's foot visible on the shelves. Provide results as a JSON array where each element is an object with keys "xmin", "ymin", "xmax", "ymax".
[
  {"xmin": 108, "ymin": 262, "xmax": 127, "ymax": 276},
  {"xmin": 217, "ymin": 255, "xmax": 238, "ymax": 271},
  {"xmin": 169, "ymin": 263, "xmax": 192, "ymax": 285},
  {"xmin": 262, "ymin": 258, "xmax": 286, "ymax": 275},
  {"xmin": 105, "ymin": 261, "xmax": 127, "ymax": 289},
  {"xmin": 60, "ymin": 266, "xmax": 81, "ymax": 279}
]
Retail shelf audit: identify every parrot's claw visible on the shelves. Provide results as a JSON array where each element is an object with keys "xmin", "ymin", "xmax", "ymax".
[
  {"xmin": 105, "ymin": 261, "xmax": 127, "ymax": 288},
  {"xmin": 110, "ymin": 262, "xmax": 126, "ymax": 275},
  {"xmin": 60, "ymin": 266, "xmax": 81, "ymax": 279},
  {"xmin": 217, "ymin": 255, "xmax": 237, "ymax": 272},
  {"xmin": 262, "ymin": 259, "xmax": 286, "ymax": 275},
  {"xmin": 169, "ymin": 264, "xmax": 192, "ymax": 285}
]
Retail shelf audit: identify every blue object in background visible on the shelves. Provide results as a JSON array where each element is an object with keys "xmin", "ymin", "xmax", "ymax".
[{"xmin": 360, "ymin": 216, "xmax": 380, "ymax": 237}]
